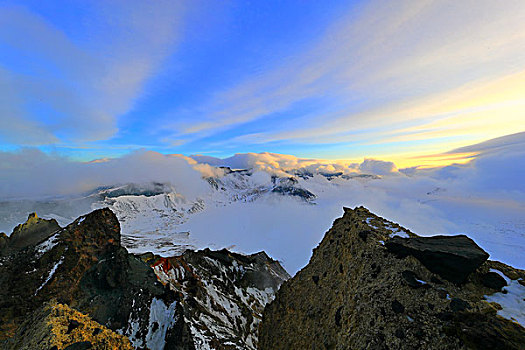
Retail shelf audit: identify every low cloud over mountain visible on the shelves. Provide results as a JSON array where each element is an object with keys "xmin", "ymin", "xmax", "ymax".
[{"xmin": 1, "ymin": 134, "xmax": 524, "ymax": 273}]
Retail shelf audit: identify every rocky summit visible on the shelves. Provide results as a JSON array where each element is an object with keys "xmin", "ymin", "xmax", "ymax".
[
  {"xmin": 1, "ymin": 205, "xmax": 523, "ymax": 349},
  {"xmin": 260, "ymin": 206, "xmax": 525, "ymax": 350},
  {"xmin": 0, "ymin": 208, "xmax": 288, "ymax": 349}
]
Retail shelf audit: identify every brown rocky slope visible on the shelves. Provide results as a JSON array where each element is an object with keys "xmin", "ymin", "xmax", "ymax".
[
  {"xmin": 0, "ymin": 209, "xmax": 289, "ymax": 349},
  {"xmin": 259, "ymin": 206, "xmax": 525, "ymax": 350}
]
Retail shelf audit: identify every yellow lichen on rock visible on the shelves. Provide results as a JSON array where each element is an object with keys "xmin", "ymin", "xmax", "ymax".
[{"xmin": 4, "ymin": 301, "xmax": 133, "ymax": 350}]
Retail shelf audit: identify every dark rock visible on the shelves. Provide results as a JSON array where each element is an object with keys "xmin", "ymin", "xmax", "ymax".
[
  {"xmin": 437, "ymin": 312, "xmax": 453, "ymax": 321},
  {"xmin": 312, "ymin": 275, "xmax": 319, "ymax": 285},
  {"xmin": 481, "ymin": 272, "xmax": 507, "ymax": 290},
  {"xmin": 371, "ymin": 263, "xmax": 381, "ymax": 279},
  {"xmin": 1, "ymin": 213, "xmax": 60, "ymax": 255},
  {"xmin": 64, "ymin": 341, "xmax": 93, "ymax": 350},
  {"xmin": 335, "ymin": 306, "xmax": 343, "ymax": 326},
  {"xmin": 358, "ymin": 230, "xmax": 369, "ymax": 242},
  {"xmin": 450, "ymin": 298, "xmax": 470, "ymax": 312},
  {"xmin": 391, "ymin": 300, "xmax": 405, "ymax": 314},
  {"xmin": 437, "ymin": 289, "xmax": 449, "ymax": 299},
  {"xmin": 2, "ymin": 208, "xmax": 288, "ymax": 349},
  {"xmin": 0, "ymin": 209, "xmax": 173, "ymax": 346},
  {"xmin": 394, "ymin": 328, "xmax": 405, "ymax": 339},
  {"xmin": 401, "ymin": 270, "xmax": 426, "ymax": 288},
  {"xmin": 386, "ymin": 235, "xmax": 489, "ymax": 284},
  {"xmin": 442, "ymin": 311, "xmax": 525, "ymax": 350},
  {"xmin": 430, "ymin": 276, "xmax": 443, "ymax": 284},
  {"xmin": 150, "ymin": 245, "xmax": 289, "ymax": 349},
  {"xmin": 271, "ymin": 186, "xmax": 316, "ymax": 201},
  {"xmin": 66, "ymin": 319, "xmax": 81, "ymax": 334},
  {"xmin": 0, "ymin": 232, "xmax": 7, "ymax": 251}
]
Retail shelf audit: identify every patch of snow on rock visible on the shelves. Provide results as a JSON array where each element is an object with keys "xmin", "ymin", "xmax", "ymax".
[
  {"xmin": 35, "ymin": 257, "xmax": 63, "ymax": 295},
  {"xmin": 34, "ymin": 232, "xmax": 60, "ymax": 258},
  {"xmin": 146, "ymin": 298, "xmax": 178, "ymax": 350},
  {"xmin": 485, "ymin": 269, "xmax": 525, "ymax": 327}
]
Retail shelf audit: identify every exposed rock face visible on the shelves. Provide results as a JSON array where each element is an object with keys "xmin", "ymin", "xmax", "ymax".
[
  {"xmin": 260, "ymin": 206, "xmax": 525, "ymax": 350},
  {"xmin": 4, "ymin": 301, "xmax": 132, "ymax": 349},
  {"xmin": 385, "ymin": 235, "xmax": 489, "ymax": 284},
  {"xmin": 147, "ymin": 248, "xmax": 289, "ymax": 349},
  {"xmin": 0, "ymin": 208, "xmax": 289, "ymax": 349},
  {"xmin": 0, "ymin": 232, "xmax": 7, "ymax": 250},
  {"xmin": 0, "ymin": 208, "xmax": 179, "ymax": 349},
  {"xmin": 1, "ymin": 212, "xmax": 60, "ymax": 254}
]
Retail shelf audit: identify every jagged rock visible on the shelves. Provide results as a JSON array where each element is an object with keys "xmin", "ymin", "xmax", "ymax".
[
  {"xmin": 0, "ymin": 232, "xmax": 7, "ymax": 250},
  {"xmin": 385, "ymin": 235, "xmax": 489, "ymax": 284},
  {"xmin": 0, "ymin": 208, "xmax": 180, "ymax": 349},
  {"xmin": 1, "ymin": 212, "xmax": 60, "ymax": 254},
  {"xmin": 271, "ymin": 186, "xmax": 316, "ymax": 200},
  {"xmin": 148, "ymin": 248, "xmax": 289, "ymax": 349},
  {"xmin": 3, "ymin": 301, "xmax": 132, "ymax": 349},
  {"xmin": 0, "ymin": 208, "xmax": 289, "ymax": 349},
  {"xmin": 259, "ymin": 206, "xmax": 525, "ymax": 350}
]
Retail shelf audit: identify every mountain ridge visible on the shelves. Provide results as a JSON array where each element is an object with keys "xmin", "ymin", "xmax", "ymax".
[
  {"xmin": 260, "ymin": 206, "xmax": 525, "ymax": 349},
  {"xmin": 0, "ymin": 208, "xmax": 288, "ymax": 349}
]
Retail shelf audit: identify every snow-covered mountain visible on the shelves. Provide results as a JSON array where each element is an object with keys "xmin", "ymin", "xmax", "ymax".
[
  {"xmin": 86, "ymin": 169, "xmax": 318, "ymax": 257},
  {"xmin": 1, "ymin": 146, "xmax": 524, "ymax": 275}
]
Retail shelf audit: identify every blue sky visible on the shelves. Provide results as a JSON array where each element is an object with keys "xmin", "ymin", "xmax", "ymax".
[{"xmin": 1, "ymin": 0, "xmax": 524, "ymax": 164}]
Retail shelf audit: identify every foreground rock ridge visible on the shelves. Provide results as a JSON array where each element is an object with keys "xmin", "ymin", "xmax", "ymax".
[
  {"xmin": 0, "ymin": 209, "xmax": 288, "ymax": 349},
  {"xmin": 260, "ymin": 206, "xmax": 525, "ymax": 350}
]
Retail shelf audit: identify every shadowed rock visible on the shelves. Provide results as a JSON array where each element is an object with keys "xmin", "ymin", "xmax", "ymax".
[
  {"xmin": 0, "ymin": 232, "xmax": 7, "ymax": 250},
  {"xmin": 385, "ymin": 235, "xmax": 489, "ymax": 284},
  {"xmin": 1, "ymin": 208, "xmax": 289, "ymax": 349},
  {"xmin": 481, "ymin": 272, "xmax": 507, "ymax": 290},
  {"xmin": 1, "ymin": 213, "xmax": 60, "ymax": 254},
  {"xmin": 260, "ymin": 206, "xmax": 525, "ymax": 350}
]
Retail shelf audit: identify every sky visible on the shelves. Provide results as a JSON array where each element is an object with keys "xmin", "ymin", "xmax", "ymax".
[{"xmin": 1, "ymin": 0, "xmax": 524, "ymax": 166}]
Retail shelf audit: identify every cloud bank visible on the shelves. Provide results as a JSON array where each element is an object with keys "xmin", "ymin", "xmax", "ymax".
[
  {"xmin": 0, "ymin": 134, "xmax": 523, "ymax": 274},
  {"xmin": 183, "ymin": 143, "xmax": 525, "ymax": 273},
  {"xmin": 0, "ymin": 149, "xmax": 208, "ymax": 200}
]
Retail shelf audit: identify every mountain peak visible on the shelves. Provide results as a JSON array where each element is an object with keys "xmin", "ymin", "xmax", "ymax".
[
  {"xmin": 260, "ymin": 206, "xmax": 525, "ymax": 349},
  {"xmin": 2, "ymin": 212, "xmax": 60, "ymax": 254}
]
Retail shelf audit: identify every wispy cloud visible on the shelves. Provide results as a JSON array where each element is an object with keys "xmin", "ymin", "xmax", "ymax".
[
  {"xmin": 0, "ymin": 1, "xmax": 186, "ymax": 145},
  {"xmin": 166, "ymin": 0, "xmax": 525, "ymax": 151}
]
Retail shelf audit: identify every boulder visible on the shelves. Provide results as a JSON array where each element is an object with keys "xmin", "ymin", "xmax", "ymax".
[
  {"xmin": 481, "ymin": 271, "xmax": 507, "ymax": 290},
  {"xmin": 385, "ymin": 235, "xmax": 489, "ymax": 284}
]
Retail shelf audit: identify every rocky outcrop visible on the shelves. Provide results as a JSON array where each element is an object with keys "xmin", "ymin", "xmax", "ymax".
[
  {"xmin": 385, "ymin": 235, "xmax": 489, "ymax": 284},
  {"xmin": 4, "ymin": 301, "xmax": 132, "ymax": 349},
  {"xmin": 0, "ymin": 208, "xmax": 289, "ymax": 349},
  {"xmin": 0, "ymin": 232, "xmax": 7, "ymax": 250},
  {"xmin": 260, "ymin": 206, "xmax": 525, "ymax": 350},
  {"xmin": 0, "ymin": 208, "xmax": 178, "ymax": 349},
  {"xmin": 146, "ymin": 248, "xmax": 289, "ymax": 349},
  {"xmin": 1, "ymin": 213, "xmax": 60, "ymax": 254}
]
